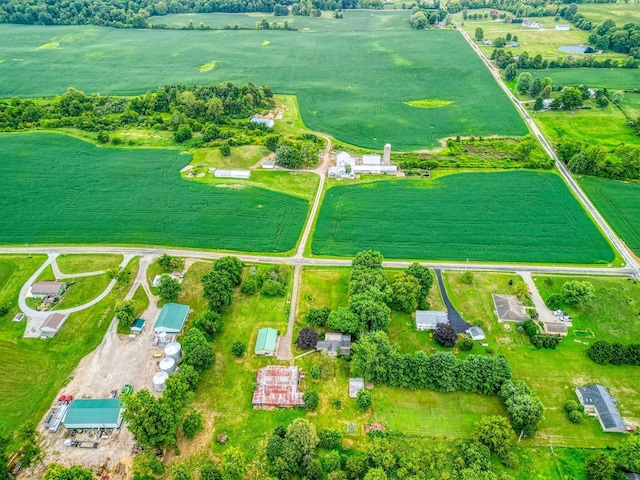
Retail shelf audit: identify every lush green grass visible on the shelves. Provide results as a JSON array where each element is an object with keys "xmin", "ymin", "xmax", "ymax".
[
  {"xmin": 0, "ymin": 255, "xmax": 139, "ymax": 435},
  {"xmin": 579, "ymin": 3, "xmax": 640, "ymax": 25},
  {"xmin": 0, "ymin": 11, "xmax": 527, "ymax": 150},
  {"xmin": 534, "ymin": 102, "xmax": 637, "ymax": 149},
  {"xmin": 0, "ymin": 132, "xmax": 308, "ymax": 252},
  {"xmin": 444, "ymin": 271, "xmax": 640, "ymax": 448},
  {"xmin": 493, "ymin": 446, "xmax": 597, "ymax": 480},
  {"xmin": 579, "ymin": 176, "xmax": 640, "ymax": 256},
  {"xmin": 312, "ymin": 171, "xmax": 614, "ymax": 264},
  {"xmin": 56, "ymin": 254, "xmax": 123, "ymax": 273},
  {"xmin": 191, "ymin": 145, "xmax": 270, "ymax": 170},
  {"xmin": 54, "ymin": 273, "xmax": 111, "ymax": 309},
  {"xmin": 533, "ymin": 68, "xmax": 640, "ymax": 91}
]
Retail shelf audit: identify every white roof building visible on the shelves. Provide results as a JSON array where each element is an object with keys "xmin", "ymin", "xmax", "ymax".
[
  {"xmin": 415, "ymin": 310, "xmax": 448, "ymax": 331},
  {"xmin": 213, "ymin": 169, "xmax": 251, "ymax": 179},
  {"xmin": 352, "ymin": 165, "xmax": 397, "ymax": 175},
  {"xmin": 336, "ymin": 151, "xmax": 356, "ymax": 166},
  {"xmin": 469, "ymin": 326, "xmax": 485, "ymax": 341},
  {"xmin": 362, "ymin": 154, "xmax": 382, "ymax": 165}
]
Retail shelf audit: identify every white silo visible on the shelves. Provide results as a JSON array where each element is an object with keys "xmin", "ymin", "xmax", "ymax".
[
  {"xmin": 152, "ymin": 371, "xmax": 169, "ymax": 392},
  {"xmin": 159, "ymin": 356, "xmax": 177, "ymax": 374},
  {"xmin": 383, "ymin": 143, "xmax": 391, "ymax": 165},
  {"xmin": 164, "ymin": 342, "xmax": 183, "ymax": 363}
]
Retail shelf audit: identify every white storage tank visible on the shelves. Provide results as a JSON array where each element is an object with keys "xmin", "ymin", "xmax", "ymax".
[
  {"xmin": 159, "ymin": 356, "xmax": 177, "ymax": 374},
  {"xmin": 152, "ymin": 371, "xmax": 169, "ymax": 392},
  {"xmin": 164, "ymin": 342, "xmax": 183, "ymax": 363}
]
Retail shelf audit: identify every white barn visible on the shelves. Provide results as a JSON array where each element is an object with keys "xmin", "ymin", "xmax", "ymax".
[
  {"xmin": 352, "ymin": 165, "xmax": 397, "ymax": 175},
  {"xmin": 336, "ymin": 151, "xmax": 356, "ymax": 166},
  {"xmin": 213, "ymin": 169, "xmax": 251, "ymax": 179},
  {"xmin": 362, "ymin": 154, "xmax": 382, "ymax": 166}
]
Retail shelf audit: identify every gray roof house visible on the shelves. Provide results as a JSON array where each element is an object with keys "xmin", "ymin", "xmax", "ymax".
[
  {"xmin": 492, "ymin": 294, "xmax": 530, "ymax": 322},
  {"xmin": 415, "ymin": 310, "xmax": 448, "ymax": 331},
  {"xmin": 316, "ymin": 333, "xmax": 351, "ymax": 356},
  {"xmin": 575, "ymin": 385, "xmax": 626, "ymax": 433}
]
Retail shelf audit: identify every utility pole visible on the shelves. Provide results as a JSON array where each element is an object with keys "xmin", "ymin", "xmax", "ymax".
[{"xmin": 25, "ymin": 243, "xmax": 31, "ymax": 258}]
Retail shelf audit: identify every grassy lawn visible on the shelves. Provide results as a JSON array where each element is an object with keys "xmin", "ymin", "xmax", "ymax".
[
  {"xmin": 444, "ymin": 271, "xmax": 640, "ymax": 448},
  {"xmin": 0, "ymin": 132, "xmax": 308, "ymax": 253},
  {"xmin": 579, "ymin": 175, "xmax": 640, "ymax": 256},
  {"xmin": 0, "ymin": 255, "xmax": 139, "ymax": 435},
  {"xmin": 186, "ymin": 170, "xmax": 319, "ymax": 202},
  {"xmin": 190, "ymin": 145, "xmax": 270, "ymax": 170},
  {"xmin": 55, "ymin": 254, "xmax": 123, "ymax": 274},
  {"xmin": 534, "ymin": 103, "xmax": 637, "ymax": 150},
  {"xmin": 0, "ymin": 11, "xmax": 526, "ymax": 150},
  {"xmin": 532, "ymin": 68, "xmax": 640, "ymax": 91},
  {"xmin": 312, "ymin": 171, "xmax": 615, "ymax": 264},
  {"xmin": 54, "ymin": 273, "xmax": 112, "ymax": 309}
]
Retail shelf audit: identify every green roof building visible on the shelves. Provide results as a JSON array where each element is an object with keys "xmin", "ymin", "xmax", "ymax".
[
  {"xmin": 63, "ymin": 399, "xmax": 124, "ymax": 429},
  {"xmin": 154, "ymin": 303, "xmax": 190, "ymax": 334},
  {"xmin": 130, "ymin": 318, "xmax": 146, "ymax": 333},
  {"xmin": 255, "ymin": 327, "xmax": 278, "ymax": 356}
]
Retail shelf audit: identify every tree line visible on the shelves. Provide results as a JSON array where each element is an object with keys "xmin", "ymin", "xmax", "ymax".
[
  {"xmin": 0, "ymin": 0, "xmax": 382, "ymax": 28},
  {"xmin": 557, "ymin": 140, "xmax": 640, "ymax": 181},
  {"xmin": 493, "ymin": 47, "xmax": 638, "ymax": 71},
  {"xmin": 588, "ymin": 340, "xmax": 640, "ymax": 366}
]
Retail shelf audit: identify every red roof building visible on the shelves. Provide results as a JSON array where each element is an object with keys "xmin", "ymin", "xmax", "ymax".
[{"xmin": 252, "ymin": 366, "xmax": 304, "ymax": 408}]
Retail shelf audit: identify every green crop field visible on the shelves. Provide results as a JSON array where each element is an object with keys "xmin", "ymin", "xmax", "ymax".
[
  {"xmin": 579, "ymin": 176, "xmax": 640, "ymax": 256},
  {"xmin": 533, "ymin": 68, "xmax": 640, "ymax": 91},
  {"xmin": 312, "ymin": 171, "xmax": 614, "ymax": 264},
  {"xmin": 0, "ymin": 133, "xmax": 307, "ymax": 252},
  {"xmin": 579, "ymin": 3, "xmax": 640, "ymax": 25},
  {"xmin": 0, "ymin": 11, "xmax": 527, "ymax": 150}
]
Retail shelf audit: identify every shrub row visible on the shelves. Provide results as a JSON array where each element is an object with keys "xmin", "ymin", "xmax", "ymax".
[{"xmin": 587, "ymin": 340, "xmax": 640, "ymax": 366}]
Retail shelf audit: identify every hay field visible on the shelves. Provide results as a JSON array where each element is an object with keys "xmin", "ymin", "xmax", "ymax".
[
  {"xmin": 0, "ymin": 11, "xmax": 527, "ymax": 150},
  {"xmin": 579, "ymin": 176, "xmax": 640, "ymax": 256},
  {"xmin": 311, "ymin": 171, "xmax": 614, "ymax": 264},
  {"xmin": 533, "ymin": 68, "xmax": 640, "ymax": 91},
  {"xmin": 0, "ymin": 133, "xmax": 307, "ymax": 252},
  {"xmin": 579, "ymin": 3, "xmax": 640, "ymax": 25}
]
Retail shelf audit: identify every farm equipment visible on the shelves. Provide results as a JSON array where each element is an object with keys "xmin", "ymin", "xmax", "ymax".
[
  {"xmin": 120, "ymin": 384, "xmax": 133, "ymax": 396},
  {"xmin": 96, "ymin": 457, "xmax": 110, "ymax": 477}
]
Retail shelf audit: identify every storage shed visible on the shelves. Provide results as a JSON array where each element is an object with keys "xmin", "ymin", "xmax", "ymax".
[
  {"xmin": 255, "ymin": 327, "xmax": 278, "ymax": 355},
  {"xmin": 469, "ymin": 326, "xmax": 485, "ymax": 341},
  {"xmin": 130, "ymin": 318, "xmax": 146, "ymax": 333},
  {"xmin": 62, "ymin": 399, "xmax": 124, "ymax": 430},
  {"xmin": 154, "ymin": 303, "xmax": 190, "ymax": 334},
  {"xmin": 40, "ymin": 313, "xmax": 68, "ymax": 336}
]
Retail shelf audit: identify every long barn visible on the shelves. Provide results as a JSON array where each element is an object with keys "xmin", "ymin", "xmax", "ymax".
[{"xmin": 62, "ymin": 399, "xmax": 124, "ymax": 429}]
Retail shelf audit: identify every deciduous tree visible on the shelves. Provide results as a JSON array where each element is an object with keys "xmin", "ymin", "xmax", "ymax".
[
  {"xmin": 158, "ymin": 274, "xmax": 181, "ymax": 302},
  {"xmin": 434, "ymin": 323, "xmax": 458, "ymax": 347},
  {"xmin": 296, "ymin": 327, "xmax": 318, "ymax": 349},
  {"xmin": 183, "ymin": 327, "xmax": 215, "ymax": 372}
]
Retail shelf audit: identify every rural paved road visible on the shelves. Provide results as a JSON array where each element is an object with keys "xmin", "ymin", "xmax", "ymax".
[{"xmin": 453, "ymin": 21, "xmax": 640, "ymax": 280}]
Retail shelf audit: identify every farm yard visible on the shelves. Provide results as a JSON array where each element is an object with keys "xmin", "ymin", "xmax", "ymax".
[
  {"xmin": 579, "ymin": 176, "xmax": 640, "ymax": 256},
  {"xmin": 0, "ymin": 10, "xmax": 527, "ymax": 150},
  {"xmin": 311, "ymin": 171, "xmax": 615, "ymax": 264},
  {"xmin": 0, "ymin": 133, "xmax": 308, "ymax": 253}
]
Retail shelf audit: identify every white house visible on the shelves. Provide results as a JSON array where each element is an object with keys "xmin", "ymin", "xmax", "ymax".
[
  {"xmin": 336, "ymin": 151, "xmax": 356, "ymax": 166},
  {"xmin": 415, "ymin": 310, "xmax": 448, "ymax": 331}
]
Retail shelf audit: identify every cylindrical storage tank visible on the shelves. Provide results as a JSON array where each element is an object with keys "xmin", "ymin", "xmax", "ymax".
[
  {"xmin": 152, "ymin": 371, "xmax": 169, "ymax": 392},
  {"xmin": 164, "ymin": 342, "xmax": 183, "ymax": 363},
  {"xmin": 159, "ymin": 356, "xmax": 177, "ymax": 374},
  {"xmin": 159, "ymin": 332, "xmax": 168, "ymax": 344}
]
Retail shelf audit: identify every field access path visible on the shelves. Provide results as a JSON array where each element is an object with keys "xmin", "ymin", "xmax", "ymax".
[{"xmin": 452, "ymin": 20, "xmax": 640, "ymax": 280}]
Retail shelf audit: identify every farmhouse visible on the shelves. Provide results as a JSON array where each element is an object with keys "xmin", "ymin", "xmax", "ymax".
[
  {"xmin": 336, "ymin": 151, "xmax": 356, "ymax": 166},
  {"xmin": 362, "ymin": 154, "xmax": 382, "ymax": 166},
  {"xmin": 555, "ymin": 24, "xmax": 570, "ymax": 31},
  {"xmin": 250, "ymin": 116, "xmax": 274, "ymax": 128},
  {"xmin": 469, "ymin": 326, "xmax": 486, "ymax": 341},
  {"xmin": 483, "ymin": 39, "xmax": 493, "ymax": 46},
  {"xmin": 575, "ymin": 384, "xmax": 626, "ymax": 433},
  {"xmin": 522, "ymin": 19, "xmax": 543, "ymax": 29},
  {"xmin": 40, "ymin": 313, "xmax": 68, "ymax": 336},
  {"xmin": 492, "ymin": 294, "xmax": 530, "ymax": 322},
  {"xmin": 415, "ymin": 310, "xmax": 448, "ymax": 331},
  {"xmin": 316, "ymin": 333, "xmax": 351, "ymax": 356},
  {"xmin": 213, "ymin": 169, "xmax": 251, "ymax": 179},
  {"xmin": 130, "ymin": 318, "xmax": 145, "ymax": 334},
  {"xmin": 62, "ymin": 398, "xmax": 123, "ymax": 430},
  {"xmin": 31, "ymin": 281, "xmax": 66, "ymax": 298},
  {"xmin": 349, "ymin": 378, "xmax": 365, "ymax": 398},
  {"xmin": 154, "ymin": 303, "xmax": 190, "ymax": 334},
  {"xmin": 255, "ymin": 327, "xmax": 278, "ymax": 356},
  {"xmin": 252, "ymin": 366, "xmax": 304, "ymax": 408}
]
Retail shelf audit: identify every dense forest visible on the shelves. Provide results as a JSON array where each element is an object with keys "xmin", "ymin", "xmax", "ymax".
[{"xmin": 0, "ymin": 0, "xmax": 382, "ymax": 27}]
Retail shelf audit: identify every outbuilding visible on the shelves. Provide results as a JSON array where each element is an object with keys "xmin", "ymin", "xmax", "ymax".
[
  {"xmin": 40, "ymin": 313, "xmax": 68, "ymax": 336},
  {"xmin": 362, "ymin": 154, "xmax": 382, "ymax": 165},
  {"xmin": 130, "ymin": 318, "xmax": 146, "ymax": 334},
  {"xmin": 154, "ymin": 303, "xmax": 190, "ymax": 334},
  {"xmin": 255, "ymin": 327, "xmax": 278, "ymax": 355},
  {"xmin": 31, "ymin": 281, "xmax": 67, "ymax": 298},
  {"xmin": 349, "ymin": 378, "xmax": 365, "ymax": 398},
  {"xmin": 415, "ymin": 310, "xmax": 448, "ymax": 331},
  {"xmin": 62, "ymin": 398, "xmax": 124, "ymax": 430},
  {"xmin": 213, "ymin": 169, "xmax": 251, "ymax": 179},
  {"xmin": 469, "ymin": 326, "xmax": 485, "ymax": 341}
]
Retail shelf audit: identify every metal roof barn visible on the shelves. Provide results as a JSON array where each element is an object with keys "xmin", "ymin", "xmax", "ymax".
[
  {"xmin": 255, "ymin": 327, "xmax": 278, "ymax": 355},
  {"xmin": 154, "ymin": 303, "xmax": 190, "ymax": 334},
  {"xmin": 252, "ymin": 366, "xmax": 304, "ymax": 408},
  {"xmin": 62, "ymin": 399, "xmax": 123, "ymax": 429}
]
